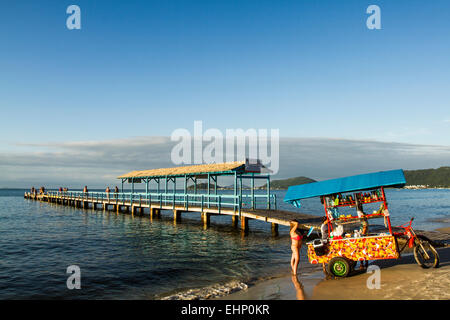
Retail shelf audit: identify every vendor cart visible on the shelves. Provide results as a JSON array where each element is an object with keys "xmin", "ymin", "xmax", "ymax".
[{"xmin": 284, "ymin": 169, "xmax": 440, "ymax": 277}]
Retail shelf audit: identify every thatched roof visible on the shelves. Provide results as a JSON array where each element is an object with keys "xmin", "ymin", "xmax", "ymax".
[{"xmin": 118, "ymin": 161, "xmax": 247, "ymax": 179}]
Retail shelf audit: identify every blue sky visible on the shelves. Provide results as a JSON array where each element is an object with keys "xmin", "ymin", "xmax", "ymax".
[
  {"xmin": 1, "ymin": 0, "xmax": 449, "ymax": 144},
  {"xmin": 0, "ymin": 0, "xmax": 450, "ymax": 186}
]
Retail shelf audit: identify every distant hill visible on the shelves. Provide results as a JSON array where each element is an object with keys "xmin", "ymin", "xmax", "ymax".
[
  {"xmin": 187, "ymin": 183, "xmax": 217, "ymax": 190},
  {"xmin": 404, "ymin": 167, "xmax": 450, "ymax": 187},
  {"xmin": 187, "ymin": 183, "xmax": 249, "ymax": 190},
  {"xmin": 261, "ymin": 167, "xmax": 450, "ymax": 190},
  {"xmin": 261, "ymin": 176, "xmax": 316, "ymax": 190},
  {"xmin": 173, "ymin": 167, "xmax": 450, "ymax": 191}
]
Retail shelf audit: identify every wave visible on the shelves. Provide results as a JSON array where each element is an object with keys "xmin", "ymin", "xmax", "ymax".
[
  {"xmin": 159, "ymin": 279, "xmax": 251, "ymax": 300},
  {"xmin": 428, "ymin": 216, "xmax": 450, "ymax": 224},
  {"xmin": 158, "ymin": 268, "xmax": 319, "ymax": 300}
]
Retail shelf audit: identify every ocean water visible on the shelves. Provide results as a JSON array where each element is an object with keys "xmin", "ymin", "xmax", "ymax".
[{"xmin": 0, "ymin": 188, "xmax": 448, "ymax": 299}]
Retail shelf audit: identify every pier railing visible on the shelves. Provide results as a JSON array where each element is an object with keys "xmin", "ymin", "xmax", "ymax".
[{"xmin": 44, "ymin": 190, "xmax": 277, "ymax": 212}]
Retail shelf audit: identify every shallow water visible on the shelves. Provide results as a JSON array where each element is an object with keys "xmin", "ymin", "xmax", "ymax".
[{"xmin": 0, "ymin": 188, "xmax": 448, "ymax": 299}]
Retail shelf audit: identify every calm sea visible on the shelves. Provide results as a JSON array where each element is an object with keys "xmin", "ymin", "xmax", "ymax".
[{"xmin": 0, "ymin": 188, "xmax": 448, "ymax": 299}]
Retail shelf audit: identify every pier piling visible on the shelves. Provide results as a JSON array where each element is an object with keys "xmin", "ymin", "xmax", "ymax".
[
  {"xmin": 173, "ymin": 209, "xmax": 182, "ymax": 221},
  {"xmin": 241, "ymin": 217, "xmax": 249, "ymax": 232},
  {"xmin": 201, "ymin": 212, "xmax": 210, "ymax": 228}
]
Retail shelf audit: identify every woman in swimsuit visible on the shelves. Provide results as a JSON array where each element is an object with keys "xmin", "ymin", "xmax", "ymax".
[{"xmin": 289, "ymin": 220, "xmax": 303, "ymax": 275}]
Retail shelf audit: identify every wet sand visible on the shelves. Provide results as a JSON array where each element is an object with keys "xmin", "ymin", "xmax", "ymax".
[
  {"xmin": 311, "ymin": 247, "xmax": 450, "ymax": 300},
  {"xmin": 216, "ymin": 270, "xmax": 323, "ymax": 300},
  {"xmin": 220, "ymin": 247, "xmax": 450, "ymax": 300},
  {"xmin": 436, "ymin": 227, "xmax": 450, "ymax": 234}
]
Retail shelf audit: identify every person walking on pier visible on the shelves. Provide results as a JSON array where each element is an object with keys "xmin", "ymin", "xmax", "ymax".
[
  {"xmin": 290, "ymin": 220, "xmax": 304, "ymax": 275},
  {"xmin": 106, "ymin": 186, "xmax": 111, "ymax": 200},
  {"xmin": 83, "ymin": 186, "xmax": 89, "ymax": 199}
]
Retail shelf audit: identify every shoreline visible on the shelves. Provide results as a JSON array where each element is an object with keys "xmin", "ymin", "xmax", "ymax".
[
  {"xmin": 215, "ymin": 269, "xmax": 324, "ymax": 300},
  {"xmin": 219, "ymin": 247, "xmax": 450, "ymax": 300},
  {"xmin": 436, "ymin": 227, "xmax": 450, "ymax": 234},
  {"xmin": 217, "ymin": 229, "xmax": 450, "ymax": 300}
]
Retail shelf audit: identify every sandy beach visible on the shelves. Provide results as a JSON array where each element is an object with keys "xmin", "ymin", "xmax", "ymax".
[
  {"xmin": 436, "ymin": 227, "xmax": 450, "ymax": 234},
  {"xmin": 220, "ymin": 246, "xmax": 450, "ymax": 300}
]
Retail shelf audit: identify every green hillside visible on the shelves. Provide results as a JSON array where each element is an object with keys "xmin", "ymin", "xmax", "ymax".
[
  {"xmin": 262, "ymin": 167, "xmax": 450, "ymax": 190},
  {"xmin": 404, "ymin": 167, "xmax": 450, "ymax": 187},
  {"xmin": 187, "ymin": 167, "xmax": 450, "ymax": 191},
  {"xmin": 263, "ymin": 176, "xmax": 316, "ymax": 189},
  {"xmin": 187, "ymin": 182, "xmax": 218, "ymax": 190}
]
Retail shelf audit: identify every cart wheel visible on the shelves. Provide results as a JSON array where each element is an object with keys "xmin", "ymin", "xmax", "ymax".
[
  {"xmin": 327, "ymin": 257, "xmax": 351, "ymax": 277},
  {"xmin": 414, "ymin": 238, "xmax": 440, "ymax": 268}
]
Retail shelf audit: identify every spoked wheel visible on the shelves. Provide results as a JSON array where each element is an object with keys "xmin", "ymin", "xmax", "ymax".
[
  {"xmin": 327, "ymin": 257, "xmax": 351, "ymax": 277},
  {"xmin": 414, "ymin": 238, "xmax": 440, "ymax": 268}
]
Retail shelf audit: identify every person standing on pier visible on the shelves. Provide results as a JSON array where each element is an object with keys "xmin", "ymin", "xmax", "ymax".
[
  {"xmin": 83, "ymin": 186, "xmax": 89, "ymax": 199},
  {"xmin": 106, "ymin": 186, "xmax": 110, "ymax": 200},
  {"xmin": 290, "ymin": 220, "xmax": 304, "ymax": 275},
  {"xmin": 114, "ymin": 186, "xmax": 119, "ymax": 199}
]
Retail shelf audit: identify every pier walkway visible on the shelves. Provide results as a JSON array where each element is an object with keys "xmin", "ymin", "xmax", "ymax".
[
  {"xmin": 24, "ymin": 160, "xmax": 327, "ymax": 234},
  {"xmin": 24, "ymin": 190, "xmax": 323, "ymax": 234}
]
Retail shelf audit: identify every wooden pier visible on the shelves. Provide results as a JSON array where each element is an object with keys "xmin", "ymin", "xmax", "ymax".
[
  {"xmin": 23, "ymin": 161, "xmax": 450, "ymax": 244},
  {"xmin": 24, "ymin": 191, "xmax": 323, "ymax": 234},
  {"xmin": 23, "ymin": 190, "xmax": 450, "ymax": 245}
]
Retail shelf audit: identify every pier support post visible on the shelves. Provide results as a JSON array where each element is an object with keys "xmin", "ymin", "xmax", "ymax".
[
  {"xmin": 231, "ymin": 215, "xmax": 238, "ymax": 228},
  {"xmin": 131, "ymin": 206, "xmax": 143, "ymax": 216},
  {"xmin": 201, "ymin": 212, "xmax": 210, "ymax": 229},
  {"xmin": 173, "ymin": 210, "xmax": 181, "ymax": 222},
  {"xmin": 241, "ymin": 217, "xmax": 249, "ymax": 233},
  {"xmin": 150, "ymin": 207, "xmax": 156, "ymax": 218},
  {"xmin": 271, "ymin": 223, "xmax": 279, "ymax": 236},
  {"xmin": 150, "ymin": 208, "xmax": 161, "ymax": 219}
]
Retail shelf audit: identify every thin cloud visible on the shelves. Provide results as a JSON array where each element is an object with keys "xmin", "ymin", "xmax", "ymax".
[{"xmin": 1, "ymin": 137, "xmax": 450, "ymax": 188}]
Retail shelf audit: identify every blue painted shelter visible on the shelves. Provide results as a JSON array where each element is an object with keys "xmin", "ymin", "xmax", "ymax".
[{"xmin": 284, "ymin": 169, "xmax": 406, "ymax": 207}]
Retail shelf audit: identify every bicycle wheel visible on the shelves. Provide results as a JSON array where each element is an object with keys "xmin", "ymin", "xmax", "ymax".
[{"xmin": 414, "ymin": 239, "xmax": 439, "ymax": 268}]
